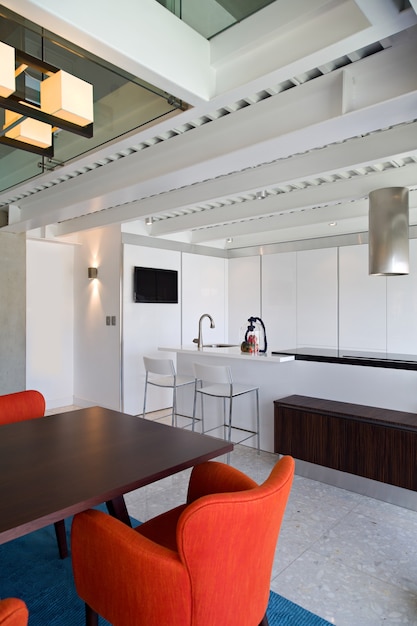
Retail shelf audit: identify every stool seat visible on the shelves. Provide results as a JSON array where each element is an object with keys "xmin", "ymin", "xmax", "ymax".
[
  {"xmin": 192, "ymin": 362, "xmax": 260, "ymax": 454},
  {"xmin": 147, "ymin": 374, "xmax": 196, "ymax": 389},
  {"xmin": 195, "ymin": 382, "xmax": 259, "ymax": 398},
  {"xmin": 142, "ymin": 357, "xmax": 196, "ymax": 429}
]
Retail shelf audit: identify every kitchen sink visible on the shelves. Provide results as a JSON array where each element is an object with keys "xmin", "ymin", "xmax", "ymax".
[{"xmin": 202, "ymin": 343, "xmax": 237, "ymax": 348}]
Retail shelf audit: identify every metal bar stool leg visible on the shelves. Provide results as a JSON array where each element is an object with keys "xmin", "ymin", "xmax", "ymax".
[
  {"xmin": 192, "ymin": 379, "xmax": 198, "ymax": 431},
  {"xmin": 227, "ymin": 395, "xmax": 233, "ymax": 464},
  {"xmin": 200, "ymin": 383, "xmax": 205, "ymax": 432},
  {"xmin": 172, "ymin": 385, "xmax": 177, "ymax": 427},
  {"xmin": 222, "ymin": 396, "xmax": 227, "ymax": 442},
  {"xmin": 255, "ymin": 388, "xmax": 260, "ymax": 455},
  {"xmin": 142, "ymin": 372, "xmax": 148, "ymax": 419}
]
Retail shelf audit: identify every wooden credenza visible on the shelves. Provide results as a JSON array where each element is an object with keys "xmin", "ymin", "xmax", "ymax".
[{"xmin": 274, "ymin": 395, "xmax": 417, "ymax": 491}]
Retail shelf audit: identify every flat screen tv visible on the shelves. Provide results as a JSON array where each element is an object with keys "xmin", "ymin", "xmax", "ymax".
[{"xmin": 133, "ymin": 266, "xmax": 178, "ymax": 303}]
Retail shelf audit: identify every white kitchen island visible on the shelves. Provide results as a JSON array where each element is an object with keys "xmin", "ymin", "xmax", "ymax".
[
  {"xmin": 159, "ymin": 345, "xmax": 295, "ymax": 453},
  {"xmin": 159, "ymin": 345, "xmax": 417, "ymax": 510}
]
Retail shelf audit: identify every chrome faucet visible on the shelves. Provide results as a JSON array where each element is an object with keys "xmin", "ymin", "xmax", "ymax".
[{"xmin": 193, "ymin": 314, "xmax": 215, "ymax": 349}]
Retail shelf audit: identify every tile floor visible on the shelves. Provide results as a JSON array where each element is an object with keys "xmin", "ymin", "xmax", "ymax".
[
  {"xmin": 51, "ymin": 407, "xmax": 417, "ymax": 625},
  {"xmin": 123, "ymin": 410, "xmax": 417, "ymax": 626}
]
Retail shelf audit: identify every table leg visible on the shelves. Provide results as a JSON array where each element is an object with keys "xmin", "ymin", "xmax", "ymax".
[
  {"xmin": 54, "ymin": 520, "xmax": 68, "ymax": 559},
  {"xmin": 106, "ymin": 495, "xmax": 132, "ymax": 527}
]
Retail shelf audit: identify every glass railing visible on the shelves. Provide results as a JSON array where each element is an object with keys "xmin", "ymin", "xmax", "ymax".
[
  {"xmin": 0, "ymin": 6, "xmax": 185, "ymax": 194},
  {"xmin": 156, "ymin": 0, "xmax": 276, "ymax": 39}
]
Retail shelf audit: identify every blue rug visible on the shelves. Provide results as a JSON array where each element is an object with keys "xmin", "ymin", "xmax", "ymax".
[{"xmin": 0, "ymin": 513, "xmax": 332, "ymax": 625}]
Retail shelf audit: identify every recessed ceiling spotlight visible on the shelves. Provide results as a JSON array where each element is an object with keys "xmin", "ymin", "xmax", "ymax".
[
  {"xmin": 226, "ymin": 237, "xmax": 233, "ymax": 243},
  {"xmin": 256, "ymin": 190, "xmax": 267, "ymax": 200},
  {"xmin": 145, "ymin": 216, "xmax": 153, "ymax": 226},
  {"xmin": 328, "ymin": 221, "xmax": 337, "ymax": 227}
]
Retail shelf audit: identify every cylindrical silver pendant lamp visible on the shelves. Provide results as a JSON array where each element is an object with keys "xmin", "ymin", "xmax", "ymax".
[{"xmin": 369, "ymin": 187, "xmax": 409, "ymax": 276}]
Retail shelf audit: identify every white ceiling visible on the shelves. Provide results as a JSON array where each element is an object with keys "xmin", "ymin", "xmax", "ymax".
[{"xmin": 0, "ymin": 0, "xmax": 417, "ymax": 253}]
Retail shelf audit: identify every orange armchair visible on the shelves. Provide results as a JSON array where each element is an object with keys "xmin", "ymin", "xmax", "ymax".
[
  {"xmin": 72, "ymin": 455, "xmax": 295, "ymax": 626},
  {"xmin": 0, "ymin": 390, "xmax": 68, "ymax": 559},
  {"xmin": 0, "ymin": 599, "xmax": 28, "ymax": 626}
]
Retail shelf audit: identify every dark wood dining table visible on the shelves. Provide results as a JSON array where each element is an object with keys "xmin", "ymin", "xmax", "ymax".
[{"xmin": 0, "ymin": 406, "xmax": 233, "ymax": 545}]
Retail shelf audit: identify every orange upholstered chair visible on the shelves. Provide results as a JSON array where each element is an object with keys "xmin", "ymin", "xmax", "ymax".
[
  {"xmin": 72, "ymin": 455, "xmax": 295, "ymax": 626},
  {"xmin": 0, "ymin": 390, "xmax": 68, "ymax": 559},
  {"xmin": 0, "ymin": 598, "xmax": 28, "ymax": 625}
]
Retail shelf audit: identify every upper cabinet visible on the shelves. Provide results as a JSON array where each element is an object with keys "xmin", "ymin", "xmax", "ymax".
[
  {"xmin": 339, "ymin": 245, "xmax": 387, "ymax": 352},
  {"xmin": 182, "ymin": 253, "xmax": 228, "ymax": 346},
  {"xmin": 387, "ymin": 239, "xmax": 417, "ymax": 355},
  {"xmin": 262, "ymin": 252, "xmax": 297, "ymax": 351},
  {"xmin": 296, "ymin": 248, "xmax": 338, "ymax": 349}
]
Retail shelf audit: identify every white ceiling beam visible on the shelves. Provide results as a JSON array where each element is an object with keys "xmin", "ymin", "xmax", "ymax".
[
  {"xmin": 188, "ymin": 164, "xmax": 417, "ymax": 242},
  {"xmin": 54, "ymin": 119, "xmax": 417, "ymax": 237},
  {"xmin": 8, "ymin": 40, "xmax": 417, "ymax": 235}
]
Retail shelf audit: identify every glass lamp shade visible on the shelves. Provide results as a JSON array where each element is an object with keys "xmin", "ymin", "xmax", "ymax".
[
  {"xmin": 41, "ymin": 70, "xmax": 93, "ymax": 126},
  {"xmin": 3, "ymin": 110, "xmax": 52, "ymax": 148},
  {"xmin": 0, "ymin": 42, "xmax": 15, "ymax": 97}
]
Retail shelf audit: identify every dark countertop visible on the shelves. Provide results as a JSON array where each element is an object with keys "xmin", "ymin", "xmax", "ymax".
[{"xmin": 270, "ymin": 348, "xmax": 417, "ymax": 370}]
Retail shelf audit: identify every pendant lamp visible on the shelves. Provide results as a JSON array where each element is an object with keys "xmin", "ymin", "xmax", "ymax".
[
  {"xmin": 368, "ymin": 187, "xmax": 409, "ymax": 276},
  {"xmin": 3, "ymin": 110, "xmax": 52, "ymax": 148},
  {"xmin": 0, "ymin": 42, "xmax": 15, "ymax": 97},
  {"xmin": 41, "ymin": 70, "xmax": 94, "ymax": 126}
]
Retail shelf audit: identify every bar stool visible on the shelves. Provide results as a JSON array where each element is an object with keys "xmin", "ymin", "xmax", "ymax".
[
  {"xmin": 192, "ymin": 362, "xmax": 260, "ymax": 454},
  {"xmin": 142, "ymin": 357, "xmax": 197, "ymax": 429}
]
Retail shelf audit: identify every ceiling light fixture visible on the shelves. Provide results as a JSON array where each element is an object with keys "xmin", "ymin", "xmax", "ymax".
[
  {"xmin": 145, "ymin": 216, "xmax": 153, "ymax": 226},
  {"xmin": 369, "ymin": 187, "xmax": 409, "ymax": 276},
  {"xmin": 0, "ymin": 43, "xmax": 93, "ymax": 157},
  {"xmin": 0, "ymin": 42, "xmax": 15, "ymax": 97},
  {"xmin": 256, "ymin": 190, "xmax": 267, "ymax": 200}
]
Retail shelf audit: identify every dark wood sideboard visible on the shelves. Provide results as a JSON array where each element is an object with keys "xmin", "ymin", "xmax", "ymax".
[{"xmin": 274, "ymin": 395, "xmax": 417, "ymax": 491}]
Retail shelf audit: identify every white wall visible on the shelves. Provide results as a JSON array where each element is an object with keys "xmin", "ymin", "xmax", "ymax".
[
  {"xmin": 297, "ymin": 247, "xmax": 338, "ymax": 348},
  {"xmin": 228, "ymin": 256, "xmax": 260, "ymax": 345},
  {"xmin": 122, "ymin": 248, "xmax": 228, "ymax": 416},
  {"xmin": 122, "ymin": 245, "xmax": 182, "ymax": 416},
  {"xmin": 262, "ymin": 252, "xmax": 296, "ymax": 351},
  {"xmin": 261, "ymin": 248, "xmax": 338, "ymax": 351},
  {"xmin": 182, "ymin": 253, "xmax": 228, "ymax": 346},
  {"xmin": 26, "ymin": 234, "xmax": 417, "ymax": 415},
  {"xmin": 26, "ymin": 239, "xmax": 74, "ymax": 409},
  {"xmin": 339, "ymin": 244, "xmax": 387, "ymax": 351},
  {"xmin": 241, "ymin": 240, "xmax": 417, "ymax": 355},
  {"xmin": 387, "ymin": 239, "xmax": 417, "ymax": 355},
  {"xmin": 73, "ymin": 226, "xmax": 122, "ymax": 410}
]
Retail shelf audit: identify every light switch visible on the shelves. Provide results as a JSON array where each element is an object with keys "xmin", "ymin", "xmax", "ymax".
[
  {"xmin": 111, "ymin": 316, "xmax": 116, "ymax": 326},
  {"xmin": 106, "ymin": 316, "xmax": 111, "ymax": 326}
]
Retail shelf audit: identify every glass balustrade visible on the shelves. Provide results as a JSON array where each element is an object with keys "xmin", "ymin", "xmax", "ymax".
[
  {"xmin": 0, "ymin": 6, "xmax": 185, "ymax": 194},
  {"xmin": 156, "ymin": 0, "xmax": 276, "ymax": 39}
]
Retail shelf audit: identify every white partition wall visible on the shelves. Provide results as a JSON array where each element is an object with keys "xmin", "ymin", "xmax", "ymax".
[
  {"xmin": 296, "ymin": 247, "xmax": 338, "ymax": 348},
  {"xmin": 262, "ymin": 252, "xmax": 296, "ymax": 351},
  {"xmin": 74, "ymin": 226, "xmax": 122, "ymax": 411},
  {"xmin": 27, "ymin": 239, "xmax": 74, "ymax": 409}
]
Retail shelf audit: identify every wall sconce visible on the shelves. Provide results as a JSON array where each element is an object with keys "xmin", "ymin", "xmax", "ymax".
[
  {"xmin": 369, "ymin": 187, "xmax": 409, "ymax": 276},
  {"xmin": 88, "ymin": 267, "xmax": 98, "ymax": 279}
]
